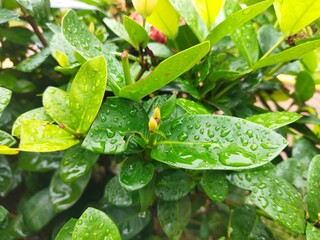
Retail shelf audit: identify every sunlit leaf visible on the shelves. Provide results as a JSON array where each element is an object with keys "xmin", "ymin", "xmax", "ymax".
[
  {"xmin": 123, "ymin": 16, "xmax": 149, "ymax": 49},
  {"xmin": 192, "ymin": 0, "xmax": 224, "ymax": 29},
  {"xmin": 306, "ymin": 223, "xmax": 320, "ymax": 240}
]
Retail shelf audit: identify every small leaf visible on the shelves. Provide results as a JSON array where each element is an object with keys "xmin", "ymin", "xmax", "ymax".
[
  {"xmin": 60, "ymin": 143, "xmax": 99, "ymax": 183},
  {"xmin": 69, "ymin": 56, "xmax": 107, "ymax": 134},
  {"xmin": 120, "ymin": 156, "xmax": 154, "ymax": 191},
  {"xmin": 103, "ymin": 18, "xmax": 131, "ymax": 45},
  {"xmin": 0, "ymin": 87, "xmax": 11, "ymax": 117},
  {"xmin": 176, "ymin": 98, "xmax": 210, "ymax": 114},
  {"xmin": 123, "ymin": 16, "xmax": 149, "ymax": 49},
  {"xmin": 306, "ymin": 223, "xmax": 320, "ymax": 240},
  {"xmin": 71, "ymin": 207, "xmax": 121, "ymax": 240},
  {"xmin": 192, "ymin": 0, "xmax": 224, "ymax": 29},
  {"xmin": 160, "ymin": 94, "xmax": 177, "ymax": 120},
  {"xmin": 119, "ymin": 41, "xmax": 210, "ymax": 101},
  {"xmin": 155, "ymin": 169, "xmax": 193, "ymax": 201},
  {"xmin": 206, "ymin": 0, "xmax": 274, "ymax": 46},
  {"xmin": 0, "ymin": 9, "xmax": 20, "ymax": 24},
  {"xmin": 200, "ymin": 171, "xmax": 228, "ymax": 202},
  {"xmin": 157, "ymin": 196, "xmax": 191, "ymax": 239},
  {"xmin": 246, "ymin": 112, "xmax": 302, "ymax": 129},
  {"xmin": 295, "ymin": 71, "xmax": 315, "ymax": 103},
  {"xmin": 307, "ymin": 155, "xmax": 320, "ymax": 222},
  {"xmin": 0, "ymin": 130, "xmax": 16, "ymax": 147},
  {"xmin": 16, "ymin": 48, "xmax": 51, "ymax": 72},
  {"xmin": 147, "ymin": 0, "xmax": 180, "ymax": 39},
  {"xmin": 55, "ymin": 218, "xmax": 77, "ymax": 240},
  {"xmin": 19, "ymin": 120, "xmax": 80, "ymax": 152}
]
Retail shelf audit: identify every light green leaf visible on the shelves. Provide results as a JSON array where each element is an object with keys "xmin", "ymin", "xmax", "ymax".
[
  {"xmin": 0, "ymin": 130, "xmax": 16, "ymax": 147},
  {"xmin": 69, "ymin": 56, "xmax": 107, "ymax": 134},
  {"xmin": 176, "ymin": 98, "xmax": 210, "ymax": 114},
  {"xmin": 147, "ymin": 0, "xmax": 180, "ymax": 39},
  {"xmin": 123, "ymin": 16, "xmax": 149, "ymax": 49},
  {"xmin": 152, "ymin": 115, "xmax": 287, "ymax": 170},
  {"xmin": 307, "ymin": 223, "xmax": 320, "ymax": 240},
  {"xmin": 19, "ymin": 120, "xmax": 80, "ymax": 152},
  {"xmin": 274, "ymin": 0, "xmax": 320, "ymax": 36},
  {"xmin": 246, "ymin": 112, "xmax": 302, "ymax": 129},
  {"xmin": 0, "ymin": 9, "xmax": 20, "ymax": 24},
  {"xmin": 103, "ymin": 17, "xmax": 131, "ymax": 44},
  {"xmin": 192, "ymin": 0, "xmax": 224, "ymax": 29},
  {"xmin": 50, "ymin": 32, "xmax": 77, "ymax": 66},
  {"xmin": 201, "ymin": 171, "xmax": 228, "ymax": 202},
  {"xmin": 72, "ymin": 207, "xmax": 121, "ymax": 240},
  {"xmin": 0, "ymin": 87, "xmax": 11, "ymax": 117},
  {"xmin": 295, "ymin": 71, "xmax": 315, "ymax": 103},
  {"xmin": 55, "ymin": 218, "xmax": 77, "ymax": 240},
  {"xmin": 307, "ymin": 155, "xmax": 320, "ymax": 222},
  {"xmin": 16, "ymin": 48, "xmax": 51, "ymax": 73},
  {"xmin": 206, "ymin": 0, "xmax": 274, "ymax": 46},
  {"xmin": 119, "ymin": 41, "xmax": 210, "ymax": 101}
]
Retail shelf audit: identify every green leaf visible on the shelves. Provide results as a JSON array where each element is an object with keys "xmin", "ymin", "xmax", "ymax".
[
  {"xmin": 21, "ymin": 188, "xmax": 56, "ymax": 232},
  {"xmin": 253, "ymin": 38, "xmax": 320, "ymax": 69},
  {"xmin": 0, "ymin": 87, "xmax": 11, "ymax": 117},
  {"xmin": 50, "ymin": 170, "xmax": 90, "ymax": 212},
  {"xmin": 307, "ymin": 155, "xmax": 320, "ymax": 222},
  {"xmin": 82, "ymin": 97, "xmax": 149, "ymax": 154},
  {"xmin": 147, "ymin": 42, "xmax": 173, "ymax": 58},
  {"xmin": 147, "ymin": 0, "xmax": 180, "ymax": 39},
  {"xmin": 0, "ymin": 157, "xmax": 12, "ymax": 196},
  {"xmin": 123, "ymin": 16, "xmax": 149, "ymax": 49},
  {"xmin": 60, "ymin": 143, "xmax": 99, "ymax": 183},
  {"xmin": 16, "ymin": 48, "xmax": 51, "ymax": 72},
  {"xmin": 50, "ymin": 32, "xmax": 77, "ymax": 66},
  {"xmin": 62, "ymin": 10, "xmax": 125, "ymax": 94},
  {"xmin": 71, "ymin": 207, "xmax": 121, "ymax": 240},
  {"xmin": 119, "ymin": 41, "xmax": 210, "ymax": 101},
  {"xmin": 295, "ymin": 71, "xmax": 315, "ymax": 103},
  {"xmin": 176, "ymin": 98, "xmax": 210, "ymax": 114},
  {"xmin": 169, "ymin": 0, "xmax": 207, "ymax": 41},
  {"xmin": 192, "ymin": 0, "xmax": 224, "ymax": 29},
  {"xmin": 103, "ymin": 18, "xmax": 131, "ymax": 45},
  {"xmin": 157, "ymin": 196, "xmax": 191, "ymax": 239},
  {"xmin": 0, "ymin": 205, "xmax": 8, "ymax": 224},
  {"xmin": 0, "ymin": 130, "xmax": 16, "ymax": 147},
  {"xmin": 152, "ymin": 115, "xmax": 287, "ymax": 170},
  {"xmin": 160, "ymin": 94, "xmax": 177, "ymax": 120},
  {"xmin": 19, "ymin": 0, "xmax": 50, "ymax": 26},
  {"xmin": 119, "ymin": 156, "xmax": 154, "ymax": 191},
  {"xmin": 206, "ymin": 0, "xmax": 274, "ymax": 46},
  {"xmin": 155, "ymin": 169, "xmax": 193, "ymax": 201},
  {"xmin": 55, "ymin": 218, "xmax": 77, "ymax": 240},
  {"xmin": 225, "ymin": 0, "xmax": 259, "ymax": 66},
  {"xmin": 12, "ymin": 107, "xmax": 52, "ymax": 138},
  {"xmin": 69, "ymin": 56, "xmax": 107, "ymax": 134},
  {"xmin": 200, "ymin": 171, "xmax": 228, "ymax": 202},
  {"xmin": 139, "ymin": 179, "xmax": 156, "ymax": 212},
  {"xmin": 246, "ymin": 112, "xmax": 302, "ymax": 129},
  {"xmin": 19, "ymin": 120, "xmax": 80, "ymax": 152},
  {"xmin": 0, "ymin": 9, "xmax": 20, "ymax": 24},
  {"xmin": 258, "ymin": 24, "xmax": 283, "ymax": 54},
  {"xmin": 18, "ymin": 151, "xmax": 63, "ymax": 172},
  {"xmin": 307, "ymin": 223, "xmax": 320, "ymax": 240},
  {"xmin": 274, "ymin": 0, "xmax": 320, "ymax": 36},
  {"xmin": 0, "ymin": 146, "xmax": 19, "ymax": 155}
]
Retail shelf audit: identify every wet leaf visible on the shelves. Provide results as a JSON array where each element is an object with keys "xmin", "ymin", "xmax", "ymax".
[
  {"xmin": 246, "ymin": 112, "xmax": 302, "ymax": 129},
  {"xmin": 160, "ymin": 94, "xmax": 177, "ymax": 120},
  {"xmin": 0, "ymin": 9, "xmax": 20, "ymax": 24},
  {"xmin": 60, "ymin": 144, "xmax": 99, "ymax": 183},
  {"xmin": 50, "ymin": 32, "xmax": 77, "ymax": 66},
  {"xmin": 119, "ymin": 42, "xmax": 210, "ymax": 101},
  {"xmin": 192, "ymin": 0, "xmax": 224, "ymax": 29},
  {"xmin": 50, "ymin": 170, "xmax": 90, "ymax": 212},
  {"xmin": 176, "ymin": 98, "xmax": 210, "ymax": 114},
  {"xmin": 307, "ymin": 155, "xmax": 320, "ymax": 222},
  {"xmin": 139, "ymin": 179, "xmax": 156, "ymax": 212},
  {"xmin": 155, "ymin": 169, "xmax": 193, "ymax": 201},
  {"xmin": 201, "ymin": 171, "xmax": 228, "ymax": 202},
  {"xmin": 19, "ymin": 120, "xmax": 80, "ymax": 152},
  {"xmin": 206, "ymin": 0, "xmax": 273, "ymax": 46},
  {"xmin": 69, "ymin": 56, "xmax": 107, "ymax": 134},
  {"xmin": 82, "ymin": 97, "xmax": 149, "ymax": 154},
  {"xmin": 120, "ymin": 156, "xmax": 154, "ymax": 191},
  {"xmin": 103, "ymin": 17, "xmax": 131, "ymax": 44},
  {"xmin": 157, "ymin": 196, "xmax": 191, "ymax": 239},
  {"xmin": 258, "ymin": 24, "xmax": 283, "ymax": 54},
  {"xmin": 16, "ymin": 48, "xmax": 51, "ymax": 72},
  {"xmin": 294, "ymin": 71, "xmax": 315, "ymax": 103},
  {"xmin": 306, "ymin": 223, "xmax": 320, "ymax": 240},
  {"xmin": 0, "ymin": 130, "xmax": 16, "ymax": 147},
  {"xmin": 0, "ymin": 87, "xmax": 11, "ymax": 117},
  {"xmin": 55, "ymin": 218, "xmax": 77, "ymax": 240},
  {"xmin": 123, "ymin": 16, "xmax": 149, "ymax": 49},
  {"xmin": 152, "ymin": 115, "xmax": 287, "ymax": 170},
  {"xmin": 71, "ymin": 207, "xmax": 121, "ymax": 240}
]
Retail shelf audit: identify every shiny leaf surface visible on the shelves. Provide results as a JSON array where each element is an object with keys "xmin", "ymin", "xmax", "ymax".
[
  {"xmin": 16, "ymin": 48, "xmax": 50, "ymax": 73},
  {"xmin": 306, "ymin": 223, "xmax": 320, "ymax": 240},
  {"xmin": 192, "ymin": 0, "xmax": 224, "ymax": 29},
  {"xmin": 200, "ymin": 171, "xmax": 228, "ymax": 202},
  {"xmin": 307, "ymin": 155, "xmax": 320, "ymax": 222},
  {"xmin": 55, "ymin": 218, "xmax": 77, "ymax": 240},
  {"xmin": 176, "ymin": 98, "xmax": 210, "ymax": 114},
  {"xmin": 0, "ymin": 130, "xmax": 16, "ymax": 147}
]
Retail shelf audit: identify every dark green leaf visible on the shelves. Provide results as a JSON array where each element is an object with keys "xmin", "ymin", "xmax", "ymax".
[
  {"xmin": 71, "ymin": 207, "xmax": 121, "ymax": 240},
  {"xmin": 119, "ymin": 41, "xmax": 210, "ymax": 101},
  {"xmin": 200, "ymin": 171, "xmax": 228, "ymax": 202},
  {"xmin": 307, "ymin": 155, "xmax": 320, "ymax": 222},
  {"xmin": 258, "ymin": 24, "xmax": 282, "ymax": 54},
  {"xmin": 155, "ymin": 169, "xmax": 193, "ymax": 201},
  {"xmin": 60, "ymin": 144, "xmax": 99, "ymax": 183},
  {"xmin": 295, "ymin": 71, "xmax": 315, "ymax": 103},
  {"xmin": 19, "ymin": 0, "xmax": 51, "ymax": 26},
  {"xmin": 21, "ymin": 188, "xmax": 57, "ymax": 232},
  {"xmin": 0, "ymin": 87, "xmax": 11, "ymax": 117},
  {"xmin": 206, "ymin": 0, "xmax": 273, "ymax": 46},
  {"xmin": 152, "ymin": 115, "xmax": 287, "ymax": 170},
  {"xmin": 0, "ymin": 9, "xmax": 20, "ymax": 24},
  {"xmin": 306, "ymin": 223, "xmax": 320, "ymax": 240},
  {"xmin": 123, "ymin": 16, "xmax": 149, "ymax": 49},
  {"xmin": 139, "ymin": 179, "xmax": 156, "ymax": 212},
  {"xmin": 0, "ymin": 130, "xmax": 16, "ymax": 147},
  {"xmin": 160, "ymin": 94, "xmax": 177, "ymax": 120},
  {"xmin": 0, "ymin": 205, "xmax": 8, "ymax": 225},
  {"xmin": 50, "ymin": 171, "xmax": 90, "ymax": 212},
  {"xmin": 82, "ymin": 97, "xmax": 149, "ymax": 154},
  {"xmin": 176, "ymin": 98, "xmax": 210, "ymax": 114},
  {"xmin": 0, "ymin": 156, "xmax": 12, "ymax": 196},
  {"xmin": 157, "ymin": 196, "xmax": 191, "ymax": 239},
  {"xmin": 120, "ymin": 156, "xmax": 154, "ymax": 191},
  {"xmin": 16, "ymin": 48, "xmax": 51, "ymax": 72},
  {"xmin": 55, "ymin": 218, "xmax": 77, "ymax": 240},
  {"xmin": 0, "ymin": 27, "xmax": 34, "ymax": 45},
  {"xmin": 246, "ymin": 112, "xmax": 302, "ymax": 129}
]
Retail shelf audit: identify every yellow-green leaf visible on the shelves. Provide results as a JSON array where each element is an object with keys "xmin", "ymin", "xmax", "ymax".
[
  {"xmin": 192, "ymin": 0, "xmax": 224, "ymax": 29},
  {"xmin": 0, "ymin": 146, "xmax": 19, "ymax": 155}
]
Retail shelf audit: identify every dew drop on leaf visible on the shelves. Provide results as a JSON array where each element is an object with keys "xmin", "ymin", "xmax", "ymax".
[
  {"xmin": 218, "ymin": 144, "xmax": 255, "ymax": 167},
  {"xmin": 178, "ymin": 132, "xmax": 188, "ymax": 141}
]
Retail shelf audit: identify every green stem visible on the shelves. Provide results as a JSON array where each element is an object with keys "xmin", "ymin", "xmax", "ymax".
[
  {"xmin": 121, "ymin": 50, "xmax": 133, "ymax": 85},
  {"xmin": 260, "ymin": 35, "xmax": 286, "ymax": 60},
  {"xmin": 59, "ymin": 124, "xmax": 82, "ymax": 139},
  {"xmin": 147, "ymin": 133, "xmax": 157, "ymax": 148},
  {"xmin": 266, "ymin": 62, "xmax": 286, "ymax": 77},
  {"xmin": 213, "ymin": 80, "xmax": 239, "ymax": 100},
  {"xmin": 111, "ymin": 51, "xmax": 138, "ymax": 61}
]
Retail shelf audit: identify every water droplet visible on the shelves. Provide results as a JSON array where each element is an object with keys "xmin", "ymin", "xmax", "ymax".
[
  {"xmin": 194, "ymin": 135, "xmax": 200, "ymax": 140},
  {"xmin": 187, "ymin": 124, "xmax": 193, "ymax": 129},
  {"xmin": 246, "ymin": 130, "xmax": 253, "ymax": 138},
  {"xmin": 220, "ymin": 129, "xmax": 230, "ymax": 137},
  {"xmin": 106, "ymin": 128, "xmax": 115, "ymax": 138},
  {"xmin": 100, "ymin": 114, "xmax": 106, "ymax": 122},
  {"xmin": 219, "ymin": 144, "xmax": 255, "ymax": 167},
  {"xmin": 207, "ymin": 130, "xmax": 214, "ymax": 138},
  {"xmin": 171, "ymin": 119, "xmax": 183, "ymax": 129},
  {"xmin": 178, "ymin": 132, "xmax": 188, "ymax": 141},
  {"xmin": 205, "ymin": 122, "xmax": 211, "ymax": 127},
  {"xmin": 250, "ymin": 143, "xmax": 258, "ymax": 151},
  {"xmin": 129, "ymin": 109, "xmax": 137, "ymax": 117},
  {"xmin": 195, "ymin": 124, "xmax": 201, "ymax": 129},
  {"xmin": 110, "ymin": 103, "xmax": 117, "ymax": 109},
  {"xmin": 261, "ymin": 143, "xmax": 278, "ymax": 149}
]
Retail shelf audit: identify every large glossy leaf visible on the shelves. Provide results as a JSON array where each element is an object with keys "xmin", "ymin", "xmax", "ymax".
[
  {"xmin": 119, "ymin": 42, "xmax": 210, "ymax": 101},
  {"xmin": 192, "ymin": 0, "xmax": 224, "ymax": 29},
  {"xmin": 176, "ymin": 98, "xmax": 210, "ymax": 114},
  {"xmin": 225, "ymin": 0, "xmax": 259, "ymax": 67},
  {"xmin": 307, "ymin": 223, "xmax": 320, "ymax": 240},
  {"xmin": 55, "ymin": 218, "xmax": 77, "ymax": 240},
  {"xmin": 295, "ymin": 71, "xmax": 315, "ymax": 103},
  {"xmin": 71, "ymin": 207, "xmax": 121, "ymax": 240},
  {"xmin": 119, "ymin": 156, "xmax": 154, "ymax": 191},
  {"xmin": 60, "ymin": 144, "xmax": 99, "ymax": 183},
  {"xmin": 21, "ymin": 188, "xmax": 57, "ymax": 232},
  {"xmin": 157, "ymin": 196, "xmax": 191, "ymax": 239},
  {"xmin": 0, "ymin": 9, "xmax": 20, "ymax": 24},
  {"xmin": 50, "ymin": 171, "xmax": 90, "ymax": 212},
  {"xmin": 274, "ymin": 0, "xmax": 320, "ymax": 36},
  {"xmin": 19, "ymin": 120, "xmax": 80, "ymax": 152},
  {"xmin": 307, "ymin": 155, "xmax": 320, "ymax": 222},
  {"xmin": 69, "ymin": 56, "xmax": 107, "ymax": 134},
  {"xmin": 253, "ymin": 38, "xmax": 320, "ymax": 69},
  {"xmin": 246, "ymin": 112, "xmax": 302, "ymax": 129},
  {"xmin": 123, "ymin": 16, "xmax": 149, "ymax": 49},
  {"xmin": 229, "ymin": 167, "xmax": 305, "ymax": 234},
  {"xmin": 152, "ymin": 115, "xmax": 287, "ymax": 170},
  {"xmin": 206, "ymin": 0, "xmax": 274, "ymax": 46},
  {"xmin": 0, "ymin": 130, "xmax": 16, "ymax": 147},
  {"xmin": 16, "ymin": 48, "xmax": 51, "ymax": 72},
  {"xmin": 82, "ymin": 97, "xmax": 149, "ymax": 154},
  {"xmin": 12, "ymin": 107, "xmax": 52, "ymax": 138},
  {"xmin": 200, "ymin": 171, "xmax": 228, "ymax": 202},
  {"xmin": 146, "ymin": 0, "xmax": 180, "ymax": 39},
  {"xmin": 0, "ymin": 87, "xmax": 11, "ymax": 117},
  {"xmin": 62, "ymin": 10, "xmax": 125, "ymax": 94}
]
